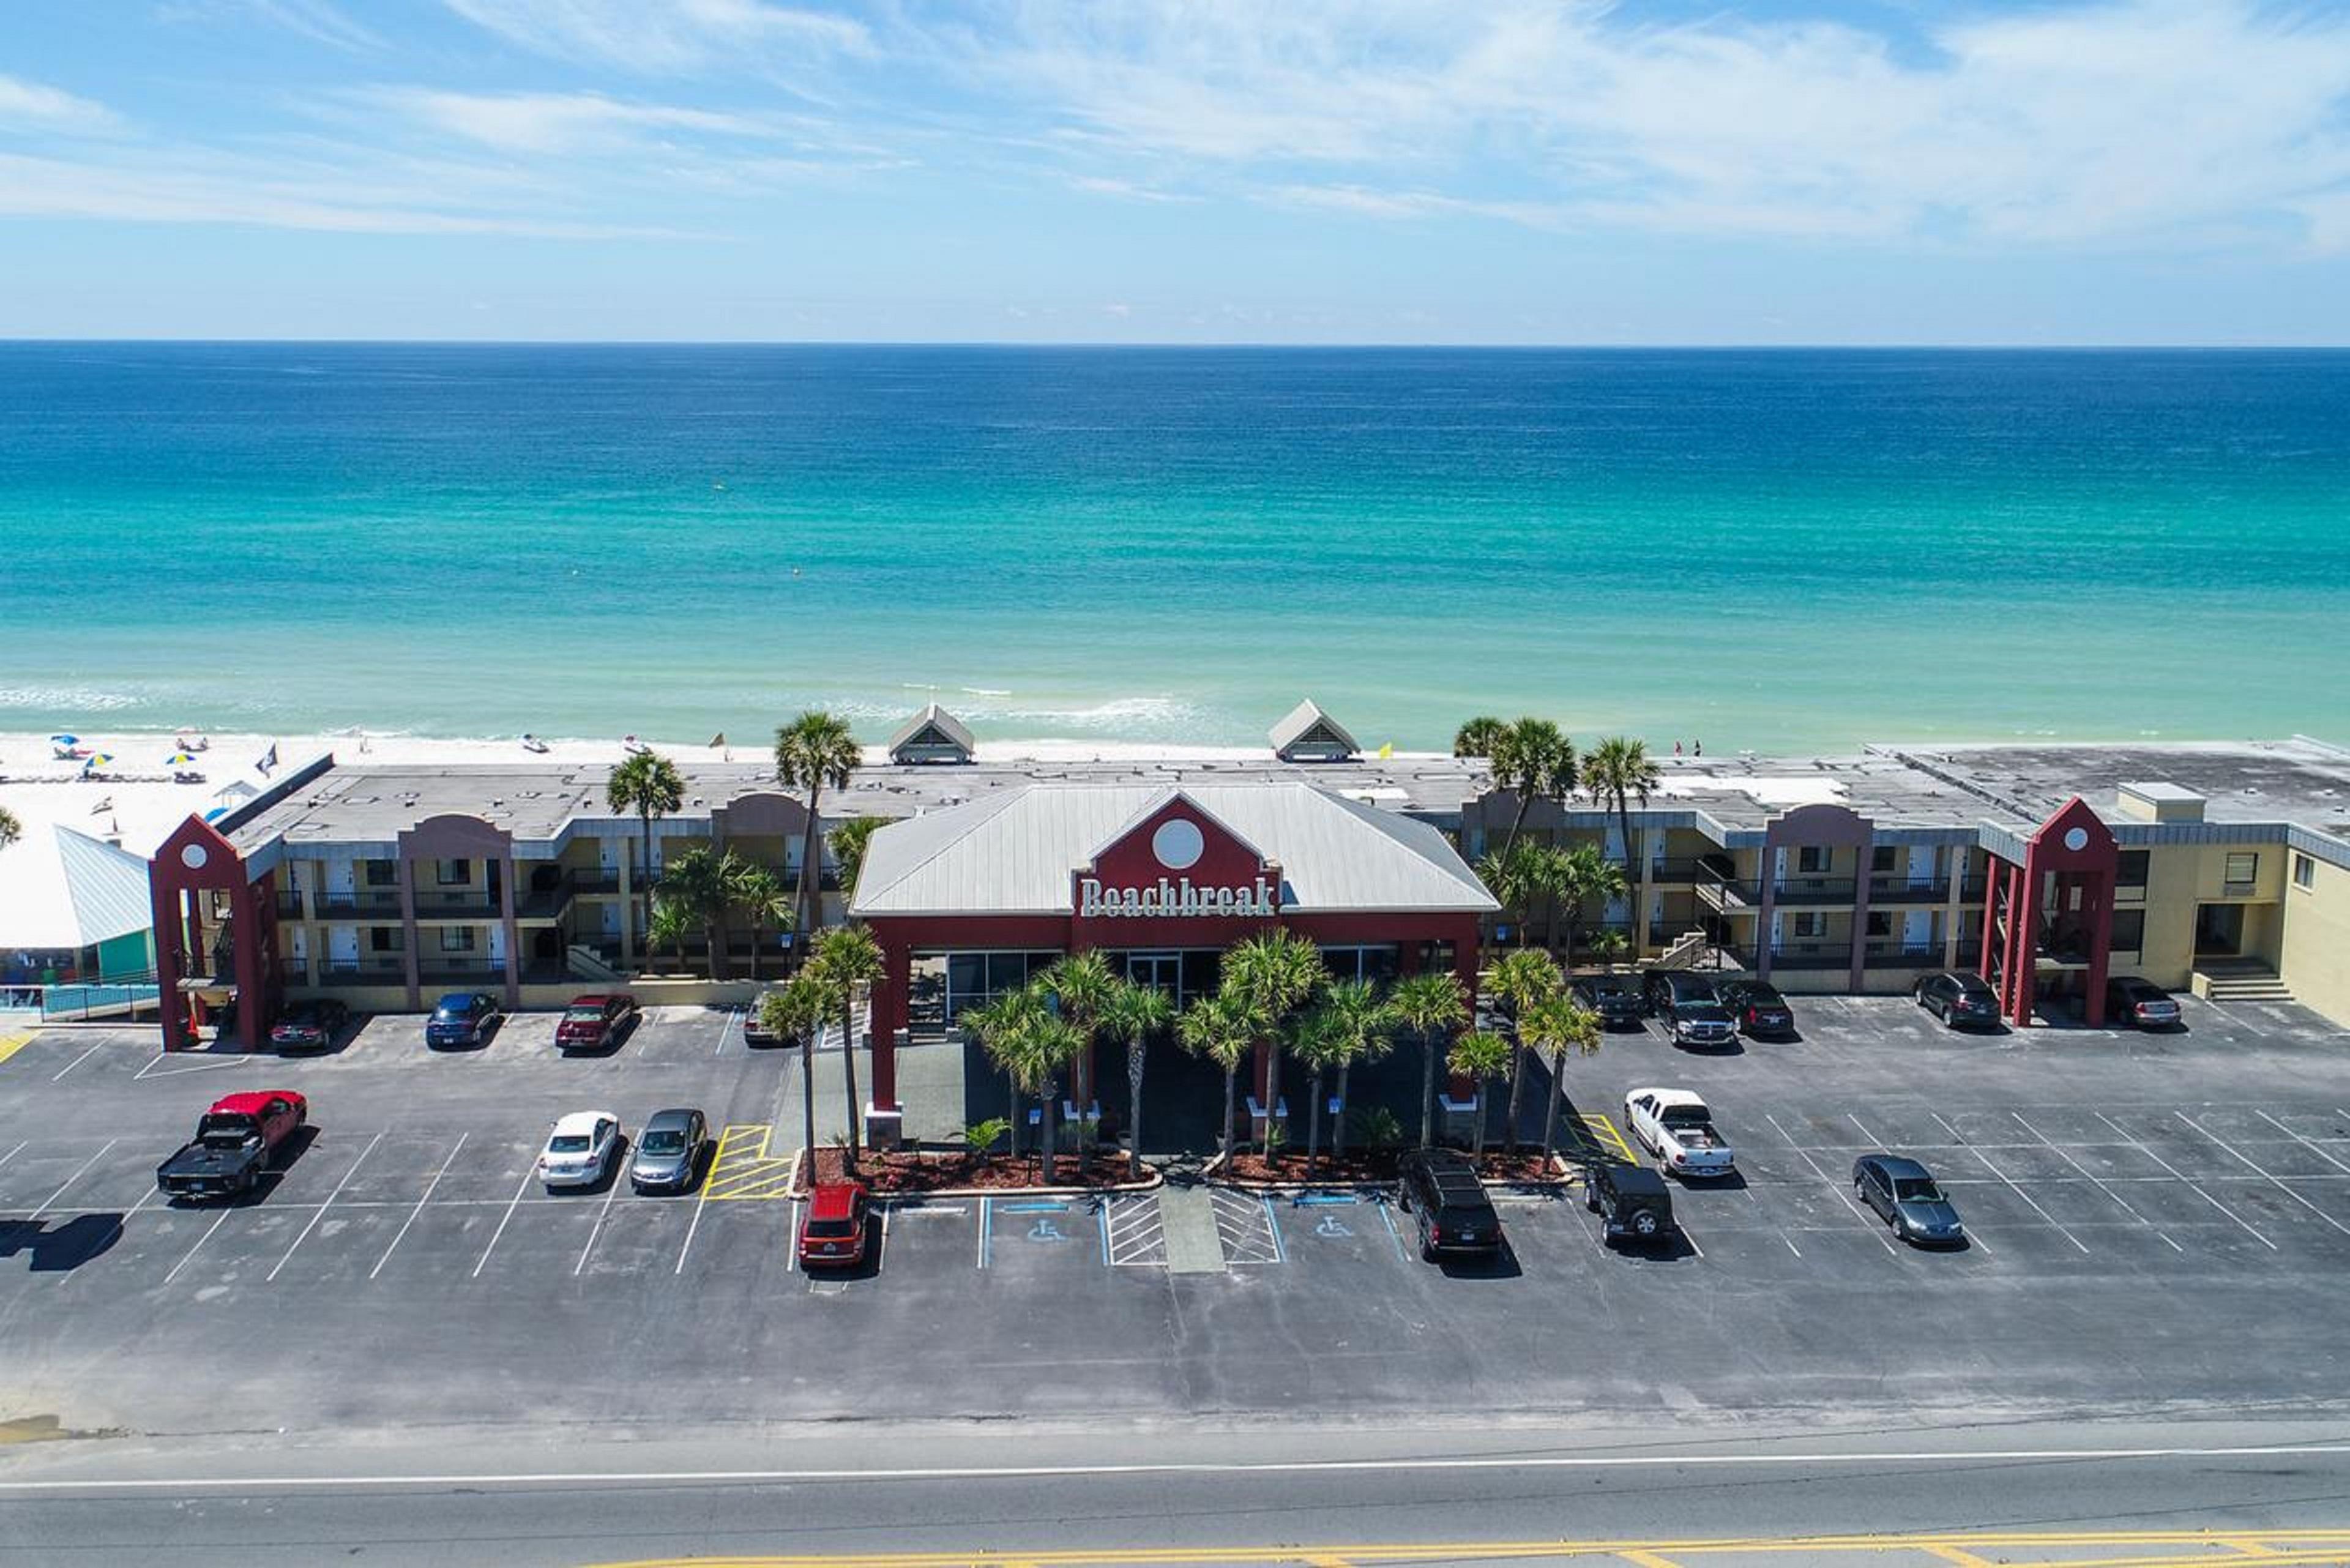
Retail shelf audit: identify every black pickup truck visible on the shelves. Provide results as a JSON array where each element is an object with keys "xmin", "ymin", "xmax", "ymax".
[{"xmin": 155, "ymin": 1091, "xmax": 308, "ymax": 1201}]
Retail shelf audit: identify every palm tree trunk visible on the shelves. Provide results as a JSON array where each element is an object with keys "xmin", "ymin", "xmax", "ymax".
[
  {"xmin": 1419, "ymin": 1031, "xmax": 1439, "ymax": 1148},
  {"xmin": 748, "ymin": 916, "xmax": 762, "ymax": 981},
  {"xmin": 1504, "ymin": 1032, "xmax": 1527, "ymax": 1154},
  {"xmin": 1126, "ymin": 1039, "xmax": 1146, "ymax": 1182},
  {"xmin": 1618, "ymin": 799, "xmax": 1639, "ymax": 946},
  {"xmin": 1007, "ymin": 1082, "xmax": 1021, "ymax": 1160},
  {"xmin": 703, "ymin": 920, "xmax": 720, "ymax": 980},
  {"xmin": 799, "ymin": 1028, "xmax": 819, "ymax": 1179},
  {"xmin": 794, "ymin": 786, "xmax": 824, "ymax": 963},
  {"xmin": 1540, "ymin": 1047, "xmax": 1564, "ymax": 1160},
  {"xmin": 1261, "ymin": 1038, "xmax": 1282, "ymax": 1163},
  {"xmin": 1040, "ymin": 1078, "xmax": 1058, "ymax": 1185},
  {"xmin": 838, "ymin": 996, "xmax": 862, "ymax": 1171},
  {"xmin": 1221, "ymin": 1069, "xmax": 1237, "ymax": 1162},
  {"xmin": 638, "ymin": 810, "xmax": 654, "ymax": 961},
  {"xmin": 1474, "ymin": 1080, "xmax": 1491, "ymax": 1160},
  {"xmin": 1333, "ymin": 1061, "xmax": 1351, "ymax": 1160},
  {"xmin": 1307, "ymin": 1069, "xmax": 1324, "ymax": 1174}
]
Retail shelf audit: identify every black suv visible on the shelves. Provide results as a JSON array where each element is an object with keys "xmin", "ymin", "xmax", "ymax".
[
  {"xmin": 1572, "ymin": 974, "xmax": 1645, "ymax": 1029},
  {"xmin": 1717, "ymin": 979, "xmax": 1796, "ymax": 1039},
  {"xmin": 1586, "ymin": 1160, "xmax": 1676, "ymax": 1247},
  {"xmin": 1914, "ymin": 971, "xmax": 2001, "ymax": 1029},
  {"xmin": 1397, "ymin": 1149, "xmax": 1504, "ymax": 1263},
  {"xmin": 1642, "ymin": 971, "xmax": 1737, "ymax": 1048}
]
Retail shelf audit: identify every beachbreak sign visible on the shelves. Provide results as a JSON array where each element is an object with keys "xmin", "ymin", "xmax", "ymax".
[{"xmin": 1077, "ymin": 876, "xmax": 1278, "ymax": 919}]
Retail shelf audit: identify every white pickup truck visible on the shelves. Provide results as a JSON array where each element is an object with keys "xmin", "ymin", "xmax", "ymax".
[{"xmin": 1624, "ymin": 1088, "xmax": 1736, "ymax": 1179}]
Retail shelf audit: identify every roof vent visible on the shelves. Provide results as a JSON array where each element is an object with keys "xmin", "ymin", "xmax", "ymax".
[{"xmin": 2116, "ymin": 782, "xmax": 2205, "ymax": 824}]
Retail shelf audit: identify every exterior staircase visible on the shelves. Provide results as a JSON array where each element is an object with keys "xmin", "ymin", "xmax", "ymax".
[
  {"xmin": 2191, "ymin": 960, "xmax": 2295, "ymax": 1004},
  {"xmin": 566, "ymin": 944, "xmax": 627, "ymax": 984},
  {"xmin": 1648, "ymin": 930, "xmax": 1714, "ymax": 972}
]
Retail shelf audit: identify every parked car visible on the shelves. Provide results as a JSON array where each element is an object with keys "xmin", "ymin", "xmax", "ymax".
[
  {"xmin": 1624, "ymin": 1087, "xmax": 1737, "ymax": 1179},
  {"xmin": 1586, "ymin": 1160, "xmax": 1676, "ymax": 1247},
  {"xmin": 269, "ymin": 999, "xmax": 349, "ymax": 1052},
  {"xmin": 1716, "ymin": 979, "xmax": 1796, "ymax": 1039},
  {"xmin": 554, "ymin": 993, "xmax": 638, "ymax": 1052},
  {"xmin": 630, "ymin": 1107, "xmax": 707, "ymax": 1194},
  {"xmin": 1643, "ymin": 972, "xmax": 1737, "ymax": 1048},
  {"xmin": 799, "ymin": 1180, "xmax": 870, "ymax": 1268},
  {"xmin": 1914, "ymin": 971, "xmax": 2001, "ymax": 1029},
  {"xmin": 1572, "ymin": 974, "xmax": 1646, "ymax": 1028},
  {"xmin": 425, "ymin": 991, "xmax": 503, "ymax": 1049},
  {"xmin": 742, "ymin": 996, "xmax": 779, "ymax": 1047},
  {"xmin": 155, "ymin": 1091, "xmax": 307, "ymax": 1201},
  {"xmin": 1852, "ymin": 1153, "xmax": 1966, "ymax": 1246},
  {"xmin": 2105, "ymin": 976, "xmax": 2183, "ymax": 1030},
  {"xmin": 1395, "ymin": 1148, "xmax": 1505, "ymax": 1262},
  {"xmin": 537, "ymin": 1111, "xmax": 622, "ymax": 1190}
]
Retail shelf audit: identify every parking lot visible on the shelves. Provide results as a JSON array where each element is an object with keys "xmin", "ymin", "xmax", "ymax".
[{"xmin": 4, "ymin": 991, "xmax": 2350, "ymax": 1439}]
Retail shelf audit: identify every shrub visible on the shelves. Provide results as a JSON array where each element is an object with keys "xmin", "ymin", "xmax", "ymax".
[{"xmin": 960, "ymin": 1118, "xmax": 1012, "ymax": 1158}]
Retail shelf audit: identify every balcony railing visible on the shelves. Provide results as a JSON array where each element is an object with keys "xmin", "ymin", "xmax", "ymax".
[
  {"xmin": 1648, "ymin": 859, "xmax": 1707, "ymax": 884},
  {"xmin": 1868, "ymin": 878, "xmax": 1951, "ymax": 905},
  {"xmin": 318, "ymin": 958, "xmax": 407, "ymax": 985},
  {"xmin": 313, "ymin": 889, "xmax": 405, "ymax": 916},
  {"xmin": 1696, "ymin": 876, "xmax": 1764, "ymax": 909},
  {"xmin": 411, "ymin": 888, "xmax": 502, "ymax": 919},
  {"xmin": 1767, "ymin": 943, "xmax": 1852, "ymax": 969},
  {"xmin": 1863, "ymin": 943, "xmax": 1943, "ymax": 969},
  {"xmin": 416, "ymin": 961, "xmax": 508, "ymax": 984},
  {"xmin": 1771, "ymin": 878, "xmax": 1857, "ymax": 905},
  {"xmin": 1958, "ymin": 876, "xmax": 1990, "ymax": 902},
  {"xmin": 276, "ymin": 890, "xmax": 304, "ymax": 917},
  {"xmin": 570, "ymin": 869, "xmax": 623, "ymax": 895}
]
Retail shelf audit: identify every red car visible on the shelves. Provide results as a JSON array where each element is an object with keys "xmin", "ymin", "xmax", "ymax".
[
  {"xmin": 554, "ymin": 993, "xmax": 638, "ymax": 1052},
  {"xmin": 798, "ymin": 1181, "xmax": 870, "ymax": 1268}
]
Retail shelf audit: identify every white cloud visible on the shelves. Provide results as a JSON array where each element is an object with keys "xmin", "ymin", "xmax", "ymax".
[
  {"xmin": 442, "ymin": 0, "xmax": 870, "ymax": 72},
  {"xmin": 367, "ymin": 88, "xmax": 786, "ymax": 154},
  {"xmin": 0, "ymin": 73, "xmax": 120, "ymax": 135}
]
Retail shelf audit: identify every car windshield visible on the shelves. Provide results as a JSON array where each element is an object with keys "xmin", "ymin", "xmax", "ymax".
[
  {"xmin": 642, "ymin": 1130, "xmax": 685, "ymax": 1154},
  {"xmin": 433, "ymin": 1002, "xmax": 470, "ymax": 1019},
  {"xmin": 806, "ymin": 1218, "xmax": 856, "ymax": 1238},
  {"xmin": 1894, "ymin": 1178, "xmax": 1944, "ymax": 1203},
  {"xmin": 563, "ymin": 1007, "xmax": 605, "ymax": 1021},
  {"xmin": 548, "ymin": 1134, "xmax": 592, "ymax": 1154}
]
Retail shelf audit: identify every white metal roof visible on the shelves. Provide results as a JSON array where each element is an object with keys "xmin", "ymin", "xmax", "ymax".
[
  {"xmin": 850, "ymin": 782, "xmax": 1498, "ymax": 917},
  {"xmin": 0, "ymin": 824, "xmax": 153, "ymax": 949},
  {"xmin": 1269, "ymin": 698, "xmax": 1359, "ymax": 759}
]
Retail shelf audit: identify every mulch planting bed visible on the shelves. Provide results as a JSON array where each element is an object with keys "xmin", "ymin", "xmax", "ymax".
[
  {"xmin": 1218, "ymin": 1148, "xmax": 1570, "ymax": 1187},
  {"xmin": 805, "ymin": 1145, "xmax": 1147, "ymax": 1194}
]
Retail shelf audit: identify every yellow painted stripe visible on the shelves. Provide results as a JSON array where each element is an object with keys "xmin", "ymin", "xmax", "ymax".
[
  {"xmin": 0, "ymin": 1032, "xmax": 38, "ymax": 1069},
  {"xmin": 702, "ymin": 1122, "xmax": 800, "ymax": 1201},
  {"xmin": 1579, "ymin": 1111, "xmax": 1638, "ymax": 1163}
]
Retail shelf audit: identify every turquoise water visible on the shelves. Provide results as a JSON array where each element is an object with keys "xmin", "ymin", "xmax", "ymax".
[{"xmin": 3, "ymin": 343, "xmax": 2346, "ymax": 752}]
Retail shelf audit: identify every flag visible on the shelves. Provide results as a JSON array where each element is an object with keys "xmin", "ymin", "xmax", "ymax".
[
  {"xmin": 1378, "ymin": 741, "xmax": 1393, "ymax": 759},
  {"xmin": 257, "ymin": 743, "xmax": 278, "ymax": 774},
  {"xmin": 709, "ymin": 732, "xmax": 725, "ymax": 747}
]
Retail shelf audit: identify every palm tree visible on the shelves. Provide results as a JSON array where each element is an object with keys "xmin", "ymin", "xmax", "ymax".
[
  {"xmin": 1100, "ymin": 978, "xmax": 1174, "ymax": 1181},
  {"xmin": 807, "ymin": 923, "xmax": 883, "ymax": 1173},
  {"xmin": 1220, "ymin": 929, "xmax": 1326, "ymax": 1161},
  {"xmin": 1292, "ymin": 1009, "xmax": 1342, "ymax": 1176},
  {"xmin": 968, "ymin": 984, "xmax": 1051, "ymax": 1162},
  {"xmin": 1478, "ymin": 840, "xmax": 1567, "ymax": 950},
  {"xmin": 1176, "ymin": 991, "xmax": 1255, "ymax": 1163},
  {"xmin": 1588, "ymin": 928, "xmax": 1630, "ymax": 970},
  {"xmin": 1452, "ymin": 716, "xmax": 1507, "ymax": 760},
  {"xmin": 761, "ymin": 973, "xmax": 830, "ymax": 1170},
  {"xmin": 1488, "ymin": 947, "xmax": 1564, "ymax": 1154},
  {"xmin": 658, "ymin": 845, "xmax": 737, "ymax": 978},
  {"xmin": 1491, "ymin": 717, "xmax": 1576, "ymax": 857},
  {"xmin": 647, "ymin": 897, "xmax": 692, "ymax": 974},
  {"xmin": 606, "ymin": 750, "xmax": 684, "ymax": 961},
  {"xmin": 731, "ymin": 860, "xmax": 791, "ymax": 981},
  {"xmin": 1042, "ymin": 949, "xmax": 1118, "ymax": 1140},
  {"xmin": 1553, "ymin": 843, "xmax": 1627, "ymax": 966},
  {"xmin": 0, "ymin": 806, "xmax": 20, "ymax": 848},
  {"xmin": 990, "ymin": 1006, "xmax": 1084, "ymax": 1185},
  {"xmin": 826, "ymin": 814, "xmax": 890, "ymax": 902},
  {"xmin": 1585, "ymin": 736, "xmax": 1663, "ymax": 901},
  {"xmin": 773, "ymin": 711, "xmax": 861, "ymax": 953},
  {"xmin": 1315, "ymin": 978, "xmax": 1392, "ymax": 1162},
  {"xmin": 1447, "ymin": 1029, "xmax": 1513, "ymax": 1161},
  {"xmin": 1387, "ymin": 971, "xmax": 1468, "ymax": 1148},
  {"xmin": 1523, "ymin": 990, "xmax": 1603, "ymax": 1162}
]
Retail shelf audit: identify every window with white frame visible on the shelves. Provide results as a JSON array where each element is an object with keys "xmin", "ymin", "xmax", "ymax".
[{"xmin": 2294, "ymin": 854, "xmax": 2317, "ymax": 890}]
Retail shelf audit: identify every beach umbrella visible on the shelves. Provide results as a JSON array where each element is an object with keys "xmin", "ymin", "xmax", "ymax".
[
  {"xmin": 50, "ymin": 734, "xmax": 79, "ymax": 746},
  {"xmin": 81, "ymin": 752, "xmax": 114, "ymax": 772},
  {"xmin": 166, "ymin": 750, "xmax": 198, "ymax": 766}
]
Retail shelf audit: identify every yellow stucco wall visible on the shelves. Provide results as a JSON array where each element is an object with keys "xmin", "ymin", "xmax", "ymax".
[{"xmin": 2280, "ymin": 850, "xmax": 2350, "ymax": 1027}]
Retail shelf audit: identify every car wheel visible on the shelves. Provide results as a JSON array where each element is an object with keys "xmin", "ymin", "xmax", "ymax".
[{"xmin": 1632, "ymin": 1211, "xmax": 1660, "ymax": 1238}]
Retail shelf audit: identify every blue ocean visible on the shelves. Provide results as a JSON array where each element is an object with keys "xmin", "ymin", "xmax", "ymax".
[{"xmin": 2, "ymin": 343, "xmax": 2346, "ymax": 753}]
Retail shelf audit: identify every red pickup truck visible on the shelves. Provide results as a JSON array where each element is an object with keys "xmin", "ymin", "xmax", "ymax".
[{"xmin": 155, "ymin": 1091, "xmax": 308, "ymax": 1201}]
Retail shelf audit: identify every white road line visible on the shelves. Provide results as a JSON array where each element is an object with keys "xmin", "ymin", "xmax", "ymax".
[
  {"xmin": 9, "ymin": 1441, "xmax": 2350, "ymax": 1492},
  {"xmin": 2174, "ymin": 1113, "xmax": 2350, "ymax": 1240},
  {"xmin": 1765, "ymin": 1111, "xmax": 1897, "ymax": 1255},
  {"xmin": 27, "ymin": 1140, "xmax": 116, "ymax": 1221},
  {"xmin": 976, "ymin": 1195, "xmax": 990, "ymax": 1269},
  {"xmin": 876, "ymin": 1206, "xmax": 889, "ymax": 1275},
  {"xmin": 574, "ymin": 1159, "xmax": 627, "ymax": 1277},
  {"xmin": 267, "ymin": 1130, "xmax": 383, "ymax": 1282},
  {"xmin": 0, "ymin": 1139, "xmax": 29, "ymax": 1173},
  {"xmin": 2253, "ymin": 1110, "xmax": 2350, "ymax": 1176},
  {"xmin": 2092, "ymin": 1113, "xmax": 2277, "ymax": 1250},
  {"xmin": 1932, "ymin": 1113, "xmax": 2088, "ymax": 1254},
  {"xmin": 2010, "ymin": 1113, "xmax": 2182, "ymax": 1252},
  {"xmin": 1846, "ymin": 1113, "xmax": 1882, "ymax": 1148},
  {"xmin": 674, "ymin": 1153, "xmax": 715, "ymax": 1276},
  {"xmin": 373, "ymin": 1133, "xmax": 468, "ymax": 1280},
  {"xmin": 163, "ymin": 1206, "xmax": 236, "ymax": 1285},
  {"xmin": 473, "ymin": 1161, "xmax": 542, "ymax": 1279},
  {"xmin": 51, "ymin": 1039, "xmax": 108, "ymax": 1081}
]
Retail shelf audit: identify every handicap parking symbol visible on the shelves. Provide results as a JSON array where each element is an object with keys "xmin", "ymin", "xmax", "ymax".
[
  {"xmin": 1028, "ymin": 1217, "xmax": 1069, "ymax": 1243},
  {"xmin": 1313, "ymin": 1212, "xmax": 1353, "ymax": 1239}
]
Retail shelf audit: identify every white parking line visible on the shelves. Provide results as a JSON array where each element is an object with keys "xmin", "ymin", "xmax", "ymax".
[
  {"xmin": 716, "ymin": 1009, "xmax": 738, "ymax": 1057},
  {"xmin": 1846, "ymin": 1113, "xmax": 1882, "ymax": 1148},
  {"xmin": 675, "ymin": 1154, "xmax": 714, "ymax": 1275},
  {"xmin": 786, "ymin": 1197, "xmax": 805, "ymax": 1274},
  {"xmin": 27, "ymin": 1140, "xmax": 116, "ymax": 1221},
  {"xmin": 2010, "ymin": 1113, "xmax": 2182, "ymax": 1252},
  {"xmin": 2175, "ymin": 1114, "xmax": 2350, "ymax": 1241},
  {"xmin": 373, "ymin": 1133, "xmax": 468, "ymax": 1280},
  {"xmin": 1765, "ymin": 1111, "xmax": 1897, "ymax": 1255},
  {"xmin": 2092, "ymin": 1113, "xmax": 2277, "ymax": 1250},
  {"xmin": 574, "ymin": 1160, "xmax": 627, "ymax": 1276},
  {"xmin": 2253, "ymin": 1110, "xmax": 2350, "ymax": 1176},
  {"xmin": 267, "ymin": 1130, "xmax": 383, "ymax": 1282},
  {"xmin": 51, "ymin": 1039, "xmax": 108, "ymax": 1081},
  {"xmin": 0, "ymin": 1139, "xmax": 30, "ymax": 1174},
  {"xmin": 1931, "ymin": 1113, "xmax": 2088, "ymax": 1254},
  {"xmin": 163, "ymin": 1206, "xmax": 236, "ymax": 1285},
  {"xmin": 473, "ymin": 1161, "xmax": 542, "ymax": 1279}
]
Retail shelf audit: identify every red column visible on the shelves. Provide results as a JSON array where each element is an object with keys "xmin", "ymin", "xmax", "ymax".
[
  {"xmin": 2004, "ymin": 862, "xmax": 2037, "ymax": 1026},
  {"xmin": 230, "ymin": 878, "xmax": 267, "ymax": 1051},
  {"xmin": 1977, "ymin": 865, "xmax": 2001, "ymax": 984},
  {"xmin": 152, "ymin": 876, "xmax": 188, "ymax": 1053},
  {"xmin": 2083, "ymin": 876, "xmax": 2111, "ymax": 1027},
  {"xmin": 868, "ymin": 936, "xmax": 908, "ymax": 1113}
]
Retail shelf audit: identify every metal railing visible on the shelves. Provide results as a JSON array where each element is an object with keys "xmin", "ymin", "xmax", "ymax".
[
  {"xmin": 1868, "ymin": 878, "xmax": 1952, "ymax": 904},
  {"xmin": 411, "ymin": 889, "xmax": 502, "ymax": 919},
  {"xmin": 1771, "ymin": 878, "xmax": 1857, "ymax": 905},
  {"xmin": 311, "ymin": 889, "xmax": 405, "ymax": 916},
  {"xmin": 1696, "ymin": 876, "xmax": 1764, "ymax": 908},
  {"xmin": 1863, "ymin": 943, "xmax": 1942, "ymax": 969},
  {"xmin": 276, "ymin": 890, "xmax": 304, "ymax": 917},
  {"xmin": 1767, "ymin": 943, "xmax": 1851, "ymax": 969},
  {"xmin": 3, "ymin": 977, "xmax": 163, "ymax": 1021}
]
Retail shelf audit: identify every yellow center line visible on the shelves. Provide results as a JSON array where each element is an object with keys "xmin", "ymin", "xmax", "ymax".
[
  {"xmin": 1616, "ymin": 1552, "xmax": 1685, "ymax": 1568},
  {"xmin": 1924, "ymin": 1547, "xmax": 1999, "ymax": 1568}
]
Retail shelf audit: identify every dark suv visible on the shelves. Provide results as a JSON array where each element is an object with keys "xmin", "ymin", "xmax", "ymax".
[
  {"xmin": 1572, "ymin": 974, "xmax": 1645, "ymax": 1029},
  {"xmin": 1642, "ymin": 971, "xmax": 1737, "ymax": 1048},
  {"xmin": 1397, "ymin": 1149, "xmax": 1504, "ymax": 1263},
  {"xmin": 1585, "ymin": 1160, "xmax": 1676, "ymax": 1247},
  {"xmin": 1717, "ymin": 979, "xmax": 1796, "ymax": 1039},
  {"xmin": 1914, "ymin": 971, "xmax": 2001, "ymax": 1029}
]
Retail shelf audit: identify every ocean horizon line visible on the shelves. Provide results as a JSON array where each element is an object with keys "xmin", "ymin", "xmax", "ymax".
[{"xmin": 7, "ymin": 338, "xmax": 2350, "ymax": 353}]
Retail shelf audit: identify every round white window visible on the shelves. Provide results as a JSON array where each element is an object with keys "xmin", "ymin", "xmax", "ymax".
[
  {"xmin": 1151, "ymin": 818, "xmax": 1205, "ymax": 871},
  {"xmin": 2062, "ymin": 827, "xmax": 2089, "ymax": 852},
  {"xmin": 180, "ymin": 843, "xmax": 209, "ymax": 870}
]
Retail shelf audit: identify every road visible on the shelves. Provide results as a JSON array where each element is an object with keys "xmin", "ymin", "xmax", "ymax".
[{"xmin": 3, "ymin": 1418, "xmax": 2349, "ymax": 1565}]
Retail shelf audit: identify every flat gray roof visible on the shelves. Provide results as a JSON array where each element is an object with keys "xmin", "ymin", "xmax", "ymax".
[{"xmin": 1871, "ymin": 737, "xmax": 2350, "ymax": 835}]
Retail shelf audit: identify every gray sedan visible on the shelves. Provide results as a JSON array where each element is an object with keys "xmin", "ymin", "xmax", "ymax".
[
  {"xmin": 630, "ymin": 1108, "xmax": 709, "ymax": 1195},
  {"xmin": 1853, "ymin": 1153, "xmax": 1967, "ymax": 1247}
]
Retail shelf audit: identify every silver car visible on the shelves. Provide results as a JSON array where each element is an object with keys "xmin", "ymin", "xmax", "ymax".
[{"xmin": 630, "ymin": 1107, "xmax": 708, "ymax": 1195}]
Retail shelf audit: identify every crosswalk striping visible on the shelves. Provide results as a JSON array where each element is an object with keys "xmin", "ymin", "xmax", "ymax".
[
  {"xmin": 1103, "ymin": 1193, "xmax": 1166, "ymax": 1266},
  {"xmin": 1210, "ymin": 1187, "xmax": 1282, "ymax": 1265},
  {"xmin": 702, "ymin": 1124, "xmax": 802, "ymax": 1201}
]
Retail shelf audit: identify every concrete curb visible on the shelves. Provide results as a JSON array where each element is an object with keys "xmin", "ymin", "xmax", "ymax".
[
  {"xmin": 786, "ymin": 1148, "xmax": 1167, "ymax": 1201},
  {"xmin": 1205, "ymin": 1152, "xmax": 1579, "ymax": 1192}
]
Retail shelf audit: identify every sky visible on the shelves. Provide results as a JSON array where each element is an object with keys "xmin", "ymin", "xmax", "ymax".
[{"xmin": 3, "ymin": 0, "xmax": 2349, "ymax": 343}]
